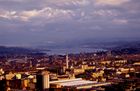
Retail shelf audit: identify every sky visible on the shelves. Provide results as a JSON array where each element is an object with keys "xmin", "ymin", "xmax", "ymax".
[{"xmin": 0, "ymin": 0, "xmax": 140, "ymax": 47}]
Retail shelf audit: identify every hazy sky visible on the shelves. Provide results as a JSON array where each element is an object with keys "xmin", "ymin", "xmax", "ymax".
[{"xmin": 0, "ymin": 0, "xmax": 140, "ymax": 46}]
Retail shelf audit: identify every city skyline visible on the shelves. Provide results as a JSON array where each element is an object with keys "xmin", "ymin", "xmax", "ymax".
[{"xmin": 0, "ymin": 0, "xmax": 140, "ymax": 46}]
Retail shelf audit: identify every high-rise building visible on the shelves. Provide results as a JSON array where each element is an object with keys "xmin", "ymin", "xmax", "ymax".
[
  {"xmin": 43, "ymin": 72, "xmax": 50, "ymax": 89},
  {"xmin": 30, "ymin": 60, "xmax": 32, "ymax": 68},
  {"xmin": 36, "ymin": 71, "xmax": 50, "ymax": 91},
  {"xmin": 66, "ymin": 54, "xmax": 69, "ymax": 69}
]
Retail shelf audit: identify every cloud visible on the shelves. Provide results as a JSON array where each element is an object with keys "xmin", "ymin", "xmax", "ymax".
[
  {"xmin": 112, "ymin": 19, "xmax": 128, "ymax": 24},
  {"xmin": 93, "ymin": 9, "xmax": 119, "ymax": 17},
  {"xmin": 20, "ymin": 7, "xmax": 74, "ymax": 22},
  {"xmin": 95, "ymin": 0, "xmax": 130, "ymax": 6},
  {"xmin": 18, "ymin": 10, "xmax": 39, "ymax": 21},
  {"xmin": 21, "ymin": 10, "xmax": 39, "ymax": 18},
  {"xmin": 0, "ymin": 0, "xmax": 23, "ymax": 2},
  {"xmin": 0, "ymin": 6, "xmax": 74, "ymax": 22},
  {"xmin": 45, "ymin": 0, "xmax": 89, "ymax": 7},
  {"xmin": 0, "ymin": 9, "xmax": 17, "ymax": 19},
  {"xmin": 0, "ymin": 0, "xmax": 140, "ymax": 46}
]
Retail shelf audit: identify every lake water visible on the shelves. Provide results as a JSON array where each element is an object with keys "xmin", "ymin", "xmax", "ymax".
[{"xmin": 43, "ymin": 47, "xmax": 106, "ymax": 55}]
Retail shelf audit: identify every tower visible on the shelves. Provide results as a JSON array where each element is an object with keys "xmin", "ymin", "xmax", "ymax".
[
  {"xmin": 25, "ymin": 56, "xmax": 28, "ymax": 62},
  {"xmin": 36, "ymin": 71, "xmax": 50, "ymax": 91},
  {"xmin": 66, "ymin": 53, "xmax": 69, "ymax": 69},
  {"xmin": 30, "ymin": 60, "xmax": 32, "ymax": 68},
  {"xmin": 43, "ymin": 72, "xmax": 50, "ymax": 89}
]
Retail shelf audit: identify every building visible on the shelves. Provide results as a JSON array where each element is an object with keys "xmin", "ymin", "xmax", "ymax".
[
  {"xmin": 66, "ymin": 54, "xmax": 69, "ymax": 69},
  {"xmin": 49, "ymin": 78, "xmax": 111, "ymax": 90},
  {"xmin": 36, "ymin": 71, "xmax": 50, "ymax": 91}
]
